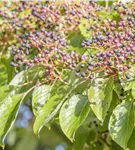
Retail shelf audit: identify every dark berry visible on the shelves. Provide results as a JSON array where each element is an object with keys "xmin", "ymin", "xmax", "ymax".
[
  {"xmin": 81, "ymin": 64, "xmax": 85, "ymax": 68},
  {"xmin": 81, "ymin": 72, "xmax": 86, "ymax": 77},
  {"xmin": 89, "ymin": 74, "xmax": 93, "ymax": 79},
  {"xmin": 76, "ymin": 69, "xmax": 80, "ymax": 73},
  {"xmin": 126, "ymin": 74, "xmax": 131, "ymax": 79},
  {"xmin": 127, "ymin": 65, "xmax": 131, "ymax": 69}
]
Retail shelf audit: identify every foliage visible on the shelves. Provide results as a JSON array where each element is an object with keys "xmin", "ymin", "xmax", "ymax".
[{"xmin": 0, "ymin": 1, "xmax": 135, "ymax": 150}]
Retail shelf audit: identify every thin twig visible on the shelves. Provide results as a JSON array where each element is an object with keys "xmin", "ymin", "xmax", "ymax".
[{"xmin": 106, "ymin": 0, "xmax": 109, "ymax": 9}]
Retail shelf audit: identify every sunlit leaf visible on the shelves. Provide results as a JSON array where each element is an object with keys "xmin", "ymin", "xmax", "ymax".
[
  {"xmin": 109, "ymin": 101, "xmax": 134, "ymax": 149},
  {"xmin": 0, "ymin": 93, "xmax": 23, "ymax": 148},
  {"xmin": 59, "ymin": 95, "xmax": 90, "ymax": 141},
  {"xmin": 88, "ymin": 77, "xmax": 114, "ymax": 122},
  {"xmin": 32, "ymin": 84, "xmax": 51, "ymax": 116}
]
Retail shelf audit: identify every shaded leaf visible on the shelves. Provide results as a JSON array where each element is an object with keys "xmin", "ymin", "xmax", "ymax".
[
  {"xmin": 1, "ymin": 50, "xmax": 14, "ymax": 83},
  {"xmin": 131, "ymin": 85, "xmax": 135, "ymax": 99},
  {"xmin": 74, "ymin": 126, "xmax": 91, "ymax": 150},
  {"xmin": 0, "ymin": 85, "xmax": 14, "ymax": 101},
  {"xmin": 0, "ymin": 64, "xmax": 8, "ymax": 86},
  {"xmin": 109, "ymin": 101, "xmax": 134, "ymax": 149},
  {"xmin": 68, "ymin": 32, "xmax": 85, "ymax": 54}
]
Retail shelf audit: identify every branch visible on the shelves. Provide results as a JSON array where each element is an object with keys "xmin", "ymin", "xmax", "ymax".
[{"xmin": 106, "ymin": 0, "xmax": 109, "ymax": 9}]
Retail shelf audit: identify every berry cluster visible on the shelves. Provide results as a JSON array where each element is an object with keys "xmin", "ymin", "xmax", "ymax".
[
  {"xmin": 0, "ymin": 1, "xmax": 135, "ymax": 83},
  {"xmin": 77, "ymin": 2, "xmax": 135, "ymax": 81}
]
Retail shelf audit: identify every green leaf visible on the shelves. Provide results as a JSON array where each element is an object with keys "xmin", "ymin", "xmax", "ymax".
[
  {"xmin": 0, "ymin": 85, "xmax": 30, "ymax": 148},
  {"xmin": 98, "ymin": 1, "xmax": 114, "ymax": 7},
  {"xmin": 74, "ymin": 126, "xmax": 91, "ymax": 150},
  {"xmin": 125, "ymin": 81, "xmax": 135, "ymax": 91},
  {"xmin": 131, "ymin": 85, "xmax": 135, "ymax": 99},
  {"xmin": 1, "ymin": 50, "xmax": 14, "ymax": 83},
  {"xmin": 10, "ymin": 66, "xmax": 45, "ymax": 86},
  {"xmin": 114, "ymin": 82, "xmax": 123, "ymax": 99},
  {"xmin": 32, "ymin": 84, "xmax": 51, "ymax": 116},
  {"xmin": 9, "ymin": 71, "xmax": 26, "ymax": 86},
  {"xmin": 66, "ymin": 147, "xmax": 73, "ymax": 150},
  {"xmin": 109, "ymin": 101, "xmax": 134, "ymax": 149},
  {"xmin": 72, "ymin": 80, "xmax": 91, "ymax": 95},
  {"xmin": 33, "ymin": 74, "xmax": 87, "ymax": 135},
  {"xmin": 128, "ymin": 129, "xmax": 135, "ymax": 149},
  {"xmin": 59, "ymin": 95, "xmax": 90, "ymax": 141},
  {"xmin": 120, "ymin": 79, "xmax": 135, "ymax": 91},
  {"xmin": 33, "ymin": 90, "xmax": 64, "ymax": 135},
  {"xmin": 68, "ymin": 32, "xmax": 84, "ymax": 48},
  {"xmin": 0, "ymin": 85, "xmax": 14, "ymax": 101},
  {"xmin": 0, "ymin": 64, "xmax": 8, "ymax": 86},
  {"xmin": 0, "ymin": 94, "xmax": 23, "ymax": 148},
  {"xmin": 79, "ymin": 19, "xmax": 92, "ymax": 38},
  {"xmin": 88, "ymin": 77, "xmax": 114, "ymax": 122},
  {"xmin": 25, "ymin": 66, "xmax": 45, "ymax": 81},
  {"xmin": 33, "ymin": 82, "xmax": 68, "ymax": 135},
  {"xmin": 68, "ymin": 32, "xmax": 85, "ymax": 54}
]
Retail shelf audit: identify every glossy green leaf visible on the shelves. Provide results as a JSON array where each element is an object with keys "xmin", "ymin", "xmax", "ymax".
[
  {"xmin": 10, "ymin": 66, "xmax": 45, "ymax": 86},
  {"xmin": 33, "ymin": 83, "xmax": 68, "ymax": 135},
  {"xmin": 109, "ymin": 101, "xmax": 134, "ymax": 149},
  {"xmin": 32, "ymin": 84, "xmax": 51, "ymax": 116},
  {"xmin": 9, "ymin": 71, "xmax": 26, "ymax": 86},
  {"xmin": 33, "ymin": 74, "xmax": 88, "ymax": 135},
  {"xmin": 59, "ymin": 95, "xmax": 90, "ymax": 141},
  {"xmin": 33, "ymin": 91, "xmax": 64, "ymax": 135},
  {"xmin": 0, "ymin": 94, "xmax": 23, "ymax": 148},
  {"xmin": 88, "ymin": 77, "xmax": 114, "ymax": 122}
]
